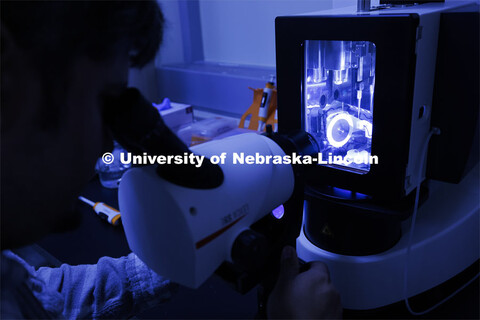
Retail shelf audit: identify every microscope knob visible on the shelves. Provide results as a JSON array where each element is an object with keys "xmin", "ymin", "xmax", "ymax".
[{"xmin": 231, "ymin": 229, "xmax": 270, "ymax": 273}]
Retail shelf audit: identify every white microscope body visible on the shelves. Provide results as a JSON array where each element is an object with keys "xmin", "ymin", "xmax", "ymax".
[
  {"xmin": 119, "ymin": 133, "xmax": 294, "ymax": 288},
  {"xmin": 297, "ymin": 164, "xmax": 479, "ymax": 309}
]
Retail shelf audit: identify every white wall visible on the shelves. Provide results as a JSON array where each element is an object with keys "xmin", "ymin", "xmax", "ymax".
[
  {"xmin": 156, "ymin": 0, "xmax": 368, "ymax": 68},
  {"xmin": 156, "ymin": 0, "xmax": 186, "ymax": 65},
  {"xmin": 199, "ymin": 0, "xmax": 334, "ymax": 68},
  {"xmin": 148, "ymin": 0, "xmax": 364, "ymax": 103}
]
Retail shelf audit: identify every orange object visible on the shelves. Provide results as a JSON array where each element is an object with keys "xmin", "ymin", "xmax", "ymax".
[{"xmin": 239, "ymin": 87, "xmax": 278, "ymax": 132}]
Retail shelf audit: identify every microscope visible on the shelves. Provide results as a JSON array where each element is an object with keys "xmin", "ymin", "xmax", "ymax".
[
  {"xmin": 107, "ymin": 88, "xmax": 318, "ymax": 292},
  {"xmin": 276, "ymin": 0, "xmax": 479, "ymax": 311},
  {"xmin": 114, "ymin": 0, "xmax": 479, "ymax": 314}
]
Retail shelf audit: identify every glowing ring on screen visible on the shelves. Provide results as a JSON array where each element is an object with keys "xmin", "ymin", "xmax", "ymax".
[{"xmin": 326, "ymin": 113, "xmax": 354, "ymax": 148}]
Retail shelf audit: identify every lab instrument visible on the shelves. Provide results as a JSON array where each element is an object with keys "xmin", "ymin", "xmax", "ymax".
[
  {"xmin": 257, "ymin": 76, "xmax": 276, "ymax": 131},
  {"xmin": 119, "ymin": 131, "xmax": 317, "ymax": 289},
  {"xmin": 78, "ymin": 196, "xmax": 121, "ymax": 226},
  {"xmin": 95, "ymin": 141, "xmax": 131, "ymax": 189},
  {"xmin": 276, "ymin": 0, "xmax": 479, "ymax": 311}
]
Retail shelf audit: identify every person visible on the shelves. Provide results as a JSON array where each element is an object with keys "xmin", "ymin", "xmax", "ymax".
[{"xmin": 0, "ymin": 1, "xmax": 342, "ymax": 319}]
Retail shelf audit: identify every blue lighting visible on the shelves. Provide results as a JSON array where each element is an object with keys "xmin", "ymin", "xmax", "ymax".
[
  {"xmin": 304, "ymin": 40, "xmax": 376, "ymax": 173},
  {"xmin": 272, "ymin": 205, "xmax": 285, "ymax": 219},
  {"xmin": 332, "ymin": 187, "xmax": 370, "ymax": 200}
]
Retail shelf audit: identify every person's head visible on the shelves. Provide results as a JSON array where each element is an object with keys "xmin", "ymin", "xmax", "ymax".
[{"xmin": 1, "ymin": 1, "xmax": 164, "ymax": 249}]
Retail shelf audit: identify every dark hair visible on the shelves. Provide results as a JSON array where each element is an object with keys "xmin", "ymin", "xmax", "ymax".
[
  {"xmin": 1, "ymin": 1, "xmax": 164, "ymax": 131},
  {"xmin": 1, "ymin": 1, "xmax": 164, "ymax": 68}
]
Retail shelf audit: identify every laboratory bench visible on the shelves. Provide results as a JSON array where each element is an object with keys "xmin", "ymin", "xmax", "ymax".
[{"xmin": 26, "ymin": 175, "xmax": 478, "ymax": 319}]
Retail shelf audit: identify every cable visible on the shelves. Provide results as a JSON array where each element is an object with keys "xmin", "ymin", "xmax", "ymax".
[{"xmin": 403, "ymin": 127, "xmax": 479, "ymax": 316}]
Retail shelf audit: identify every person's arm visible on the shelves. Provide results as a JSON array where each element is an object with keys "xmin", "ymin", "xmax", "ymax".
[{"xmin": 36, "ymin": 253, "xmax": 176, "ymax": 319}]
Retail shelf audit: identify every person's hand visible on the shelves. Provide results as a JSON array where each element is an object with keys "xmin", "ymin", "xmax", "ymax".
[{"xmin": 267, "ymin": 246, "xmax": 342, "ymax": 319}]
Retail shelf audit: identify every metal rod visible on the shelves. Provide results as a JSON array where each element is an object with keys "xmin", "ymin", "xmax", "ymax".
[
  {"xmin": 79, "ymin": 196, "xmax": 95, "ymax": 207},
  {"xmin": 357, "ymin": 0, "xmax": 371, "ymax": 12}
]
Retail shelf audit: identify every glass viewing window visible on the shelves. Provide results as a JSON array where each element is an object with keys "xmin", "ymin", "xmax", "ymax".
[{"xmin": 304, "ymin": 40, "xmax": 376, "ymax": 173}]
